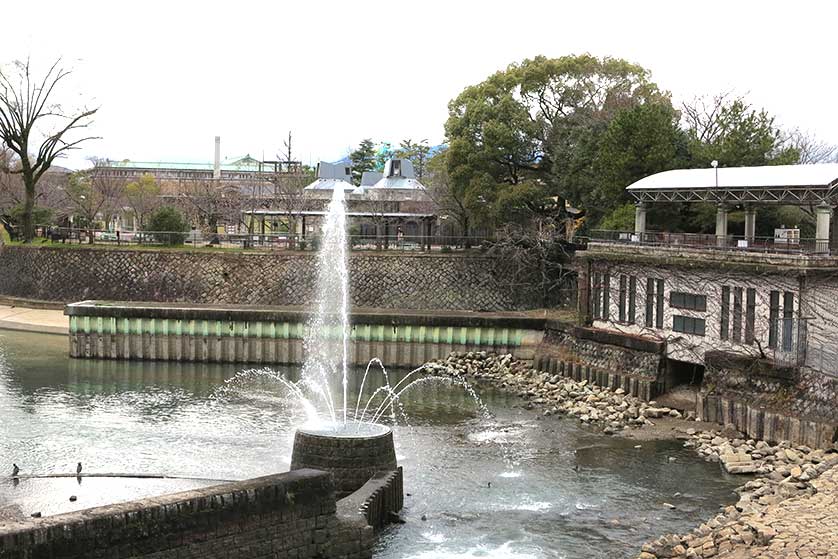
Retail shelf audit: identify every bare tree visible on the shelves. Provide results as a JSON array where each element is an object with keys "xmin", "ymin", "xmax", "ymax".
[
  {"xmin": 783, "ymin": 129, "xmax": 838, "ymax": 164},
  {"xmin": 0, "ymin": 146, "xmax": 21, "ymax": 212},
  {"xmin": 681, "ymin": 91, "xmax": 740, "ymax": 144},
  {"xmin": 62, "ymin": 160, "xmax": 126, "ymax": 242},
  {"xmin": 262, "ymin": 135, "xmax": 313, "ymax": 248},
  {"xmin": 424, "ymin": 150, "xmax": 476, "ymax": 246},
  {"xmin": 125, "ymin": 173, "xmax": 160, "ymax": 230},
  {"xmin": 488, "ymin": 218, "xmax": 575, "ymax": 307},
  {"xmin": 0, "ymin": 58, "xmax": 98, "ymax": 241},
  {"xmin": 179, "ymin": 179, "xmax": 240, "ymax": 235}
]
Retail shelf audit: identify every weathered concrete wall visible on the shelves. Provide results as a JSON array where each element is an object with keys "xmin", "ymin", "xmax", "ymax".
[
  {"xmin": 699, "ymin": 351, "xmax": 838, "ymax": 447},
  {"xmin": 0, "ymin": 245, "xmax": 538, "ymax": 311},
  {"xmin": 0, "ymin": 469, "xmax": 375, "ymax": 559},
  {"xmin": 534, "ymin": 321, "xmax": 665, "ymax": 400}
]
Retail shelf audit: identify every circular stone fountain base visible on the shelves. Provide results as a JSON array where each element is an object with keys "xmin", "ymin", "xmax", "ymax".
[{"xmin": 290, "ymin": 423, "xmax": 397, "ymax": 498}]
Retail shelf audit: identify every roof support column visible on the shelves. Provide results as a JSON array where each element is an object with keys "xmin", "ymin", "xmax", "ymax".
[
  {"xmin": 815, "ymin": 203, "xmax": 831, "ymax": 254},
  {"xmin": 744, "ymin": 206, "xmax": 757, "ymax": 244},
  {"xmin": 715, "ymin": 204, "xmax": 729, "ymax": 247},
  {"xmin": 634, "ymin": 202, "xmax": 647, "ymax": 239}
]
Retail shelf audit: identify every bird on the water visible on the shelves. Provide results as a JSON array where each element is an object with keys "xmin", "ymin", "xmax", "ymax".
[
  {"xmin": 12, "ymin": 464, "xmax": 19, "ymax": 477},
  {"xmin": 76, "ymin": 462, "xmax": 82, "ymax": 475}
]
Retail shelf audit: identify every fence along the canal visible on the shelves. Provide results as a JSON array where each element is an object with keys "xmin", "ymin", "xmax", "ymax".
[{"xmin": 23, "ymin": 226, "xmax": 496, "ymax": 251}]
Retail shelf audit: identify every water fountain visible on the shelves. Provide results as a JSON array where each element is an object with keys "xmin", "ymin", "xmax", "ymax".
[{"xmin": 287, "ymin": 186, "xmax": 401, "ymax": 497}]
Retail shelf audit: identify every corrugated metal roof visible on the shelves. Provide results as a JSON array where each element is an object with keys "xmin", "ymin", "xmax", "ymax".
[
  {"xmin": 360, "ymin": 171, "xmax": 383, "ymax": 186},
  {"xmin": 304, "ymin": 178, "xmax": 355, "ymax": 191},
  {"xmin": 627, "ymin": 164, "xmax": 838, "ymax": 192},
  {"xmin": 371, "ymin": 177, "xmax": 427, "ymax": 190}
]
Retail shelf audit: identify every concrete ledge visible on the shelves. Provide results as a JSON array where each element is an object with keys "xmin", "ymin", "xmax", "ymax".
[{"xmin": 546, "ymin": 320, "xmax": 664, "ymax": 354}]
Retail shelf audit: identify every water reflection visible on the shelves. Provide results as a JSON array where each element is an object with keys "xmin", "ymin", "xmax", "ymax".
[{"xmin": 0, "ymin": 330, "xmax": 741, "ymax": 558}]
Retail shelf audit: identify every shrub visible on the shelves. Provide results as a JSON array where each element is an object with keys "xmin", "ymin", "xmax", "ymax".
[{"xmin": 145, "ymin": 206, "xmax": 189, "ymax": 245}]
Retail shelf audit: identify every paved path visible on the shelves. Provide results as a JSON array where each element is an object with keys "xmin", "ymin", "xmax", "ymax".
[{"xmin": 0, "ymin": 305, "xmax": 68, "ymax": 335}]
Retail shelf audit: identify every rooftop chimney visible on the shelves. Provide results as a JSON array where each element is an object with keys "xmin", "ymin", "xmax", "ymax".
[{"xmin": 213, "ymin": 136, "xmax": 221, "ymax": 179}]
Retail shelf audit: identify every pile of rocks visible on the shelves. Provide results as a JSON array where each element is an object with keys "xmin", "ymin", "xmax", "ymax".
[
  {"xmin": 423, "ymin": 352, "xmax": 682, "ymax": 434},
  {"xmin": 639, "ymin": 431, "xmax": 838, "ymax": 558}
]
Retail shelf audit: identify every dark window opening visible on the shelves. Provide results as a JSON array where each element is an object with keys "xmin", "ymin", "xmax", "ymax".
[
  {"xmin": 782, "ymin": 291, "xmax": 794, "ymax": 352},
  {"xmin": 591, "ymin": 272, "xmax": 601, "ymax": 320},
  {"xmin": 768, "ymin": 291, "xmax": 780, "ymax": 349},
  {"xmin": 721, "ymin": 286, "xmax": 730, "ymax": 340},
  {"xmin": 673, "ymin": 315, "xmax": 706, "ymax": 336},
  {"xmin": 655, "ymin": 279, "xmax": 664, "ymax": 329},
  {"xmin": 670, "ymin": 292, "xmax": 707, "ymax": 311},
  {"xmin": 628, "ymin": 276, "xmax": 637, "ymax": 325},
  {"xmin": 732, "ymin": 287, "xmax": 743, "ymax": 342},
  {"xmin": 745, "ymin": 288, "xmax": 756, "ymax": 344},
  {"xmin": 602, "ymin": 273, "xmax": 610, "ymax": 321},
  {"xmin": 618, "ymin": 275, "xmax": 627, "ymax": 323}
]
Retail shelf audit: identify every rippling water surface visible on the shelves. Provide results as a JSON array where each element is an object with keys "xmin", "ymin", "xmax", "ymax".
[{"xmin": 0, "ymin": 330, "xmax": 741, "ymax": 558}]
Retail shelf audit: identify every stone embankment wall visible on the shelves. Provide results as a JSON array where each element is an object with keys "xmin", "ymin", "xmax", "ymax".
[
  {"xmin": 698, "ymin": 351, "xmax": 838, "ymax": 448},
  {"xmin": 534, "ymin": 320, "xmax": 665, "ymax": 400},
  {"xmin": 0, "ymin": 469, "xmax": 374, "ymax": 559},
  {"xmin": 0, "ymin": 245, "xmax": 538, "ymax": 311}
]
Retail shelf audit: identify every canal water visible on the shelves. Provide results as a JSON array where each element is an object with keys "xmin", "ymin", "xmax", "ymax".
[{"xmin": 0, "ymin": 330, "xmax": 741, "ymax": 558}]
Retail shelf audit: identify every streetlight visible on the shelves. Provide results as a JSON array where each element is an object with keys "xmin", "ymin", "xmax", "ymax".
[{"xmin": 711, "ymin": 160, "xmax": 719, "ymax": 188}]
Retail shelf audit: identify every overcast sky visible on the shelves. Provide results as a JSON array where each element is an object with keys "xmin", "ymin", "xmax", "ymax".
[{"xmin": 3, "ymin": 0, "xmax": 836, "ymax": 169}]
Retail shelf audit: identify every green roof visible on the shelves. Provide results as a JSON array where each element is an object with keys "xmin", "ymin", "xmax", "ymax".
[{"xmin": 109, "ymin": 155, "xmax": 263, "ymax": 172}]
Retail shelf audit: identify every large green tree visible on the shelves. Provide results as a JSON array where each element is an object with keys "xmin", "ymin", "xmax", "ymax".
[
  {"xmin": 395, "ymin": 139, "xmax": 431, "ymax": 179},
  {"xmin": 593, "ymin": 103, "xmax": 689, "ymax": 227},
  {"xmin": 349, "ymin": 139, "xmax": 376, "ymax": 185},
  {"xmin": 445, "ymin": 54, "xmax": 668, "ymax": 228}
]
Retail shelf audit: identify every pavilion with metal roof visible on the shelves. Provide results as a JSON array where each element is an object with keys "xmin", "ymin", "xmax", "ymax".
[{"xmin": 628, "ymin": 163, "xmax": 838, "ymax": 252}]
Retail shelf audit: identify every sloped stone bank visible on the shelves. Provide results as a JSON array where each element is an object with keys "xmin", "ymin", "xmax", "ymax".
[{"xmin": 423, "ymin": 351, "xmax": 685, "ymax": 435}]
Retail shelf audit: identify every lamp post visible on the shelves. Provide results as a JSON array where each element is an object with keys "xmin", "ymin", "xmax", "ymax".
[{"xmin": 711, "ymin": 160, "xmax": 719, "ymax": 188}]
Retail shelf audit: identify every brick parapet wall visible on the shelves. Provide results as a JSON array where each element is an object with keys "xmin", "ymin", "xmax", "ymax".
[
  {"xmin": 0, "ymin": 246, "xmax": 538, "ymax": 311},
  {"xmin": 0, "ymin": 469, "xmax": 374, "ymax": 559}
]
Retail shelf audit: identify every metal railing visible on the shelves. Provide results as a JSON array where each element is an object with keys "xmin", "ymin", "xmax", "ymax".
[
  {"xmin": 589, "ymin": 229, "xmax": 832, "ymax": 256},
  {"xmin": 22, "ymin": 226, "xmax": 496, "ymax": 252}
]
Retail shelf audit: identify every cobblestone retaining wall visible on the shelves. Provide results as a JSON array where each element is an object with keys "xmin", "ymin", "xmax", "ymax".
[
  {"xmin": 0, "ymin": 246, "xmax": 536, "ymax": 311},
  {"xmin": 534, "ymin": 321, "xmax": 665, "ymax": 399},
  {"xmin": 0, "ymin": 469, "xmax": 374, "ymax": 559}
]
